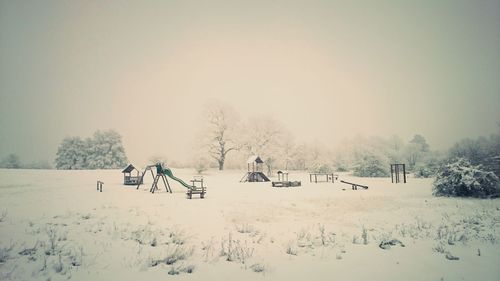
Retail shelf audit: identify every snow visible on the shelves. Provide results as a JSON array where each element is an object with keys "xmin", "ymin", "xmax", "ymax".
[{"xmin": 0, "ymin": 168, "xmax": 499, "ymax": 281}]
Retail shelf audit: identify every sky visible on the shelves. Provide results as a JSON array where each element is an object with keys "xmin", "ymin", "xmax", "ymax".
[{"xmin": 1, "ymin": 0, "xmax": 499, "ymax": 165}]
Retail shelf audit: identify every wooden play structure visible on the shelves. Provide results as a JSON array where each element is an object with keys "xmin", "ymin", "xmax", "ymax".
[
  {"xmin": 272, "ymin": 171, "xmax": 301, "ymax": 187},
  {"xmin": 122, "ymin": 164, "xmax": 144, "ymax": 185},
  {"xmin": 136, "ymin": 163, "xmax": 206, "ymax": 199},
  {"xmin": 309, "ymin": 173, "xmax": 337, "ymax": 183},
  {"xmin": 136, "ymin": 164, "xmax": 172, "ymax": 193},
  {"xmin": 187, "ymin": 176, "xmax": 206, "ymax": 199},
  {"xmin": 340, "ymin": 180, "xmax": 368, "ymax": 190},
  {"xmin": 390, "ymin": 164, "xmax": 407, "ymax": 183},
  {"xmin": 240, "ymin": 156, "xmax": 270, "ymax": 182}
]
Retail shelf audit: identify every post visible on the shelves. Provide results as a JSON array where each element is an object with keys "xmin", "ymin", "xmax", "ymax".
[
  {"xmin": 403, "ymin": 164, "xmax": 406, "ymax": 183},
  {"xmin": 395, "ymin": 165, "xmax": 398, "ymax": 183},
  {"xmin": 97, "ymin": 181, "xmax": 103, "ymax": 192},
  {"xmin": 390, "ymin": 165, "xmax": 394, "ymax": 183},
  {"xmin": 397, "ymin": 165, "xmax": 400, "ymax": 183},
  {"xmin": 162, "ymin": 174, "xmax": 172, "ymax": 193}
]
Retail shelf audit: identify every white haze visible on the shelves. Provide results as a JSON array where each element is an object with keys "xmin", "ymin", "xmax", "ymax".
[{"xmin": 0, "ymin": 0, "xmax": 499, "ymax": 165}]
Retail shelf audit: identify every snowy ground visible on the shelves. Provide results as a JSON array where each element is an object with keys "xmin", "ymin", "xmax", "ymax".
[{"xmin": 0, "ymin": 168, "xmax": 499, "ymax": 281}]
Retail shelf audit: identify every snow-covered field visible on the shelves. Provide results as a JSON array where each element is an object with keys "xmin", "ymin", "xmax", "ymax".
[{"xmin": 0, "ymin": 168, "xmax": 499, "ymax": 281}]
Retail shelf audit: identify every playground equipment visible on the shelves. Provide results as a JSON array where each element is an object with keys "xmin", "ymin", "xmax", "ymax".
[
  {"xmin": 272, "ymin": 171, "xmax": 301, "ymax": 187},
  {"xmin": 136, "ymin": 164, "xmax": 172, "ymax": 193},
  {"xmin": 309, "ymin": 173, "xmax": 337, "ymax": 183},
  {"xmin": 137, "ymin": 163, "xmax": 206, "ymax": 198},
  {"xmin": 240, "ymin": 156, "xmax": 270, "ymax": 182},
  {"xmin": 340, "ymin": 180, "xmax": 368, "ymax": 190},
  {"xmin": 187, "ymin": 176, "xmax": 206, "ymax": 199},
  {"xmin": 122, "ymin": 164, "xmax": 144, "ymax": 185},
  {"xmin": 390, "ymin": 164, "xmax": 406, "ymax": 183}
]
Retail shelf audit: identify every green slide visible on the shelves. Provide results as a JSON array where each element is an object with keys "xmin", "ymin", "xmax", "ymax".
[{"xmin": 157, "ymin": 165, "xmax": 193, "ymax": 190}]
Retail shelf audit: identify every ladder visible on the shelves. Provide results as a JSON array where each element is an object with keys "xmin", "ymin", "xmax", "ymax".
[{"xmin": 150, "ymin": 173, "xmax": 172, "ymax": 193}]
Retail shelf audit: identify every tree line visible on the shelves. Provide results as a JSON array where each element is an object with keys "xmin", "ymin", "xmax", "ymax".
[
  {"xmin": 196, "ymin": 102, "xmax": 440, "ymax": 176},
  {"xmin": 1, "ymin": 103, "xmax": 498, "ymax": 185},
  {"xmin": 0, "ymin": 154, "xmax": 52, "ymax": 169}
]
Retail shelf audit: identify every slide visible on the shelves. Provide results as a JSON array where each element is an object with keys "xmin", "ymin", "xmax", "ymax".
[{"xmin": 161, "ymin": 167, "xmax": 193, "ymax": 190}]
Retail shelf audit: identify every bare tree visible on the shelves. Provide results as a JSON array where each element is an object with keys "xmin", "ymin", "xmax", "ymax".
[
  {"xmin": 204, "ymin": 103, "xmax": 240, "ymax": 170},
  {"xmin": 242, "ymin": 117, "xmax": 282, "ymax": 155},
  {"xmin": 281, "ymin": 132, "xmax": 295, "ymax": 170},
  {"xmin": 405, "ymin": 134, "xmax": 430, "ymax": 169},
  {"xmin": 242, "ymin": 116, "xmax": 284, "ymax": 175}
]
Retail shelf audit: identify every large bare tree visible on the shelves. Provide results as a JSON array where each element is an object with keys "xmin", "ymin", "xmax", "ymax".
[
  {"xmin": 205, "ymin": 103, "xmax": 240, "ymax": 170},
  {"xmin": 241, "ymin": 116, "xmax": 284, "ymax": 175}
]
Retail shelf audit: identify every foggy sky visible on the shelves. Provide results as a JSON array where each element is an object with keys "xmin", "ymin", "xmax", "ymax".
[{"xmin": 1, "ymin": 0, "xmax": 499, "ymax": 165}]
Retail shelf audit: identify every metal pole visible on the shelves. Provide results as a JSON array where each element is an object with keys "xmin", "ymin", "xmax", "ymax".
[
  {"xmin": 403, "ymin": 164, "xmax": 406, "ymax": 183},
  {"xmin": 391, "ymin": 165, "xmax": 394, "ymax": 183}
]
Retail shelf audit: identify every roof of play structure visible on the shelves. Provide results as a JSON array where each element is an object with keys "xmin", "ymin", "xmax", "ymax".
[
  {"xmin": 247, "ymin": 156, "xmax": 264, "ymax": 164},
  {"xmin": 122, "ymin": 164, "xmax": 137, "ymax": 173}
]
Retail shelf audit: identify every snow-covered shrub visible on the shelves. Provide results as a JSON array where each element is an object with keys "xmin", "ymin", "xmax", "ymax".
[
  {"xmin": 414, "ymin": 164, "xmax": 434, "ymax": 178},
  {"xmin": 334, "ymin": 163, "xmax": 349, "ymax": 172},
  {"xmin": 433, "ymin": 158, "xmax": 500, "ymax": 198},
  {"xmin": 236, "ymin": 223, "xmax": 256, "ymax": 234},
  {"xmin": 414, "ymin": 160, "xmax": 437, "ymax": 178},
  {"xmin": 414, "ymin": 153, "xmax": 442, "ymax": 178},
  {"xmin": 285, "ymin": 241, "xmax": 298, "ymax": 256},
  {"xmin": 250, "ymin": 263, "xmax": 266, "ymax": 273},
  {"xmin": 149, "ymin": 245, "xmax": 194, "ymax": 268},
  {"xmin": 193, "ymin": 157, "xmax": 209, "ymax": 174},
  {"xmin": 0, "ymin": 209, "xmax": 7, "ymax": 222},
  {"xmin": 352, "ymin": 151, "xmax": 389, "ymax": 177},
  {"xmin": 448, "ymin": 133, "xmax": 500, "ymax": 177},
  {"xmin": 309, "ymin": 163, "xmax": 333, "ymax": 173},
  {"xmin": 0, "ymin": 242, "xmax": 14, "ymax": 263},
  {"xmin": 219, "ymin": 233, "xmax": 254, "ymax": 263}
]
